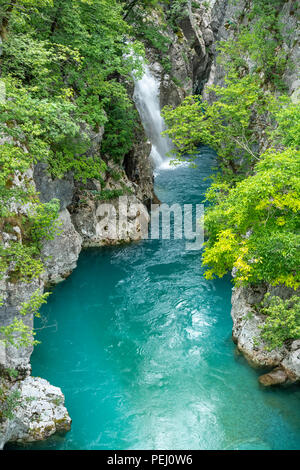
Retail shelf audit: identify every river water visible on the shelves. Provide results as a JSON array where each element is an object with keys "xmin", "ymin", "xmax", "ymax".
[{"xmin": 12, "ymin": 147, "xmax": 300, "ymax": 450}]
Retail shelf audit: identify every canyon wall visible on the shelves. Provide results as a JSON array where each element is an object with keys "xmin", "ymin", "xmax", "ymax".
[{"xmin": 0, "ymin": 0, "xmax": 299, "ymax": 448}]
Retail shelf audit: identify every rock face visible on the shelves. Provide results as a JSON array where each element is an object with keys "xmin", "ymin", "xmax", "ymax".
[
  {"xmin": 144, "ymin": 1, "xmax": 227, "ymax": 109},
  {"xmin": 41, "ymin": 209, "xmax": 82, "ymax": 284},
  {"xmin": 34, "ymin": 162, "xmax": 83, "ymax": 284},
  {"xmin": 34, "ymin": 163, "xmax": 75, "ymax": 211},
  {"xmin": 0, "ymin": 377, "xmax": 71, "ymax": 449},
  {"xmin": 232, "ymin": 286, "xmax": 300, "ymax": 384},
  {"xmin": 258, "ymin": 368, "xmax": 288, "ymax": 387},
  {"xmin": 0, "ymin": 279, "xmax": 41, "ymax": 377},
  {"xmin": 70, "ymin": 161, "xmax": 150, "ymax": 247},
  {"xmin": 123, "ymin": 124, "xmax": 156, "ymax": 209},
  {"xmin": 204, "ymin": 0, "xmax": 300, "ymax": 99}
]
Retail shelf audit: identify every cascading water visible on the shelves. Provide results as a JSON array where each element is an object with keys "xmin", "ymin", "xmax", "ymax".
[{"xmin": 133, "ymin": 64, "xmax": 172, "ymax": 169}]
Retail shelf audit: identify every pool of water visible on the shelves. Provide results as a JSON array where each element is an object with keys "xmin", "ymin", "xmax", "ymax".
[{"xmin": 10, "ymin": 147, "xmax": 300, "ymax": 450}]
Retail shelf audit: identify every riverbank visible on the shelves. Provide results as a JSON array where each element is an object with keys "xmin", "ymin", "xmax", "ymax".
[{"xmin": 5, "ymin": 149, "xmax": 300, "ymax": 450}]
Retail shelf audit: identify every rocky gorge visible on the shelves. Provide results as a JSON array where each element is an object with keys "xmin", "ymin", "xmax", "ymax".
[{"xmin": 0, "ymin": 0, "xmax": 299, "ymax": 449}]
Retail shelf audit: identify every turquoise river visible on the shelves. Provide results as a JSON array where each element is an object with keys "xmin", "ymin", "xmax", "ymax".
[{"xmin": 9, "ymin": 147, "xmax": 300, "ymax": 450}]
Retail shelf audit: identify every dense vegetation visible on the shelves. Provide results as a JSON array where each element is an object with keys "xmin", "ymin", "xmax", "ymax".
[
  {"xmin": 163, "ymin": 0, "xmax": 300, "ymax": 349},
  {"xmin": 0, "ymin": 0, "xmax": 159, "ymax": 348},
  {"xmin": 0, "ymin": 0, "xmax": 299, "ymax": 354}
]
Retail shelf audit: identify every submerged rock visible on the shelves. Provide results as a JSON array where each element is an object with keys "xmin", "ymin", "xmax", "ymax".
[{"xmin": 259, "ymin": 368, "xmax": 288, "ymax": 387}]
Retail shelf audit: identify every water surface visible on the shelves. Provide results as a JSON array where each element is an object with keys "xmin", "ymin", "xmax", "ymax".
[{"xmin": 11, "ymin": 147, "xmax": 300, "ymax": 450}]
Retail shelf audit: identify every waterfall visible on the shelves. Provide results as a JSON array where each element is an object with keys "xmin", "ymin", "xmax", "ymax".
[{"xmin": 133, "ymin": 64, "xmax": 172, "ymax": 170}]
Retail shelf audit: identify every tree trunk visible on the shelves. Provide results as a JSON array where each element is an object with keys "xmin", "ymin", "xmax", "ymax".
[{"xmin": 0, "ymin": 1, "xmax": 16, "ymax": 41}]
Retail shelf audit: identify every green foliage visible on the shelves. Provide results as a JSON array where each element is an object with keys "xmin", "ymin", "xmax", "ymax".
[
  {"xmin": 1, "ymin": 0, "xmax": 145, "ymax": 174},
  {"xmin": 141, "ymin": 23, "xmax": 171, "ymax": 54},
  {"xmin": 273, "ymin": 100, "xmax": 300, "ymax": 148},
  {"xmin": 101, "ymin": 95, "xmax": 139, "ymax": 164},
  {"xmin": 121, "ymin": 0, "xmax": 162, "ymax": 20},
  {"xmin": 5, "ymin": 368, "xmax": 19, "ymax": 380},
  {"xmin": 0, "ymin": 388, "xmax": 21, "ymax": 421},
  {"xmin": 0, "ymin": 0, "xmax": 147, "ymax": 348},
  {"xmin": 0, "ymin": 242, "xmax": 44, "ymax": 283},
  {"xmin": 260, "ymin": 294, "xmax": 300, "ymax": 350},
  {"xmin": 122, "ymin": 0, "xmax": 173, "ymax": 75},
  {"xmin": 0, "ymin": 289, "xmax": 48, "ymax": 349},
  {"xmin": 91, "ymin": 186, "xmax": 132, "ymax": 201},
  {"xmin": 0, "ymin": 79, "xmax": 91, "ymax": 185},
  {"xmin": 202, "ymin": 149, "xmax": 300, "ymax": 289},
  {"xmin": 28, "ymin": 200, "xmax": 61, "ymax": 244},
  {"xmin": 0, "ymin": 318, "xmax": 38, "ymax": 349},
  {"xmin": 128, "ymin": 12, "xmax": 172, "ymax": 76},
  {"xmin": 20, "ymin": 290, "xmax": 50, "ymax": 318},
  {"xmin": 163, "ymin": 75, "xmax": 280, "ymax": 175}
]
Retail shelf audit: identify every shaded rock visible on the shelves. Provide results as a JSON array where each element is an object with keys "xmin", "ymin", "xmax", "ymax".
[
  {"xmin": 41, "ymin": 209, "xmax": 82, "ymax": 284},
  {"xmin": 0, "ymin": 278, "xmax": 43, "ymax": 376},
  {"xmin": 259, "ymin": 368, "xmax": 288, "ymax": 387},
  {"xmin": 282, "ymin": 345, "xmax": 300, "ymax": 382},
  {"xmin": 123, "ymin": 123, "xmax": 156, "ymax": 209},
  {"xmin": 80, "ymin": 121, "xmax": 105, "ymax": 158},
  {"xmin": 33, "ymin": 164, "xmax": 83, "ymax": 283},
  {"xmin": 34, "ymin": 163, "xmax": 74, "ymax": 211}
]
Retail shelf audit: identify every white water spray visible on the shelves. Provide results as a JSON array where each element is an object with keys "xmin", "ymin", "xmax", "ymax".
[{"xmin": 133, "ymin": 64, "xmax": 172, "ymax": 170}]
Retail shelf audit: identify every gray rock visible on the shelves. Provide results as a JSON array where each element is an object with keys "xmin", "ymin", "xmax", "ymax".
[
  {"xmin": 231, "ymin": 286, "xmax": 300, "ymax": 382},
  {"xmin": 282, "ymin": 346, "xmax": 300, "ymax": 381},
  {"xmin": 123, "ymin": 123, "xmax": 156, "ymax": 208},
  {"xmin": 41, "ymin": 209, "xmax": 82, "ymax": 284},
  {"xmin": 0, "ymin": 377, "xmax": 71, "ymax": 449},
  {"xmin": 0, "ymin": 278, "xmax": 43, "ymax": 375},
  {"xmin": 231, "ymin": 286, "xmax": 288, "ymax": 369},
  {"xmin": 34, "ymin": 163, "xmax": 74, "ymax": 210}
]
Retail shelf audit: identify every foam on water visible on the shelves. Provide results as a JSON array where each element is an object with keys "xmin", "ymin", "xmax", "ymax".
[{"xmin": 133, "ymin": 64, "xmax": 172, "ymax": 169}]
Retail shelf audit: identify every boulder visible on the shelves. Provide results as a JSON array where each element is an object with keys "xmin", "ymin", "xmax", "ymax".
[
  {"xmin": 0, "ymin": 377, "xmax": 71, "ymax": 449},
  {"xmin": 259, "ymin": 368, "xmax": 288, "ymax": 387}
]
